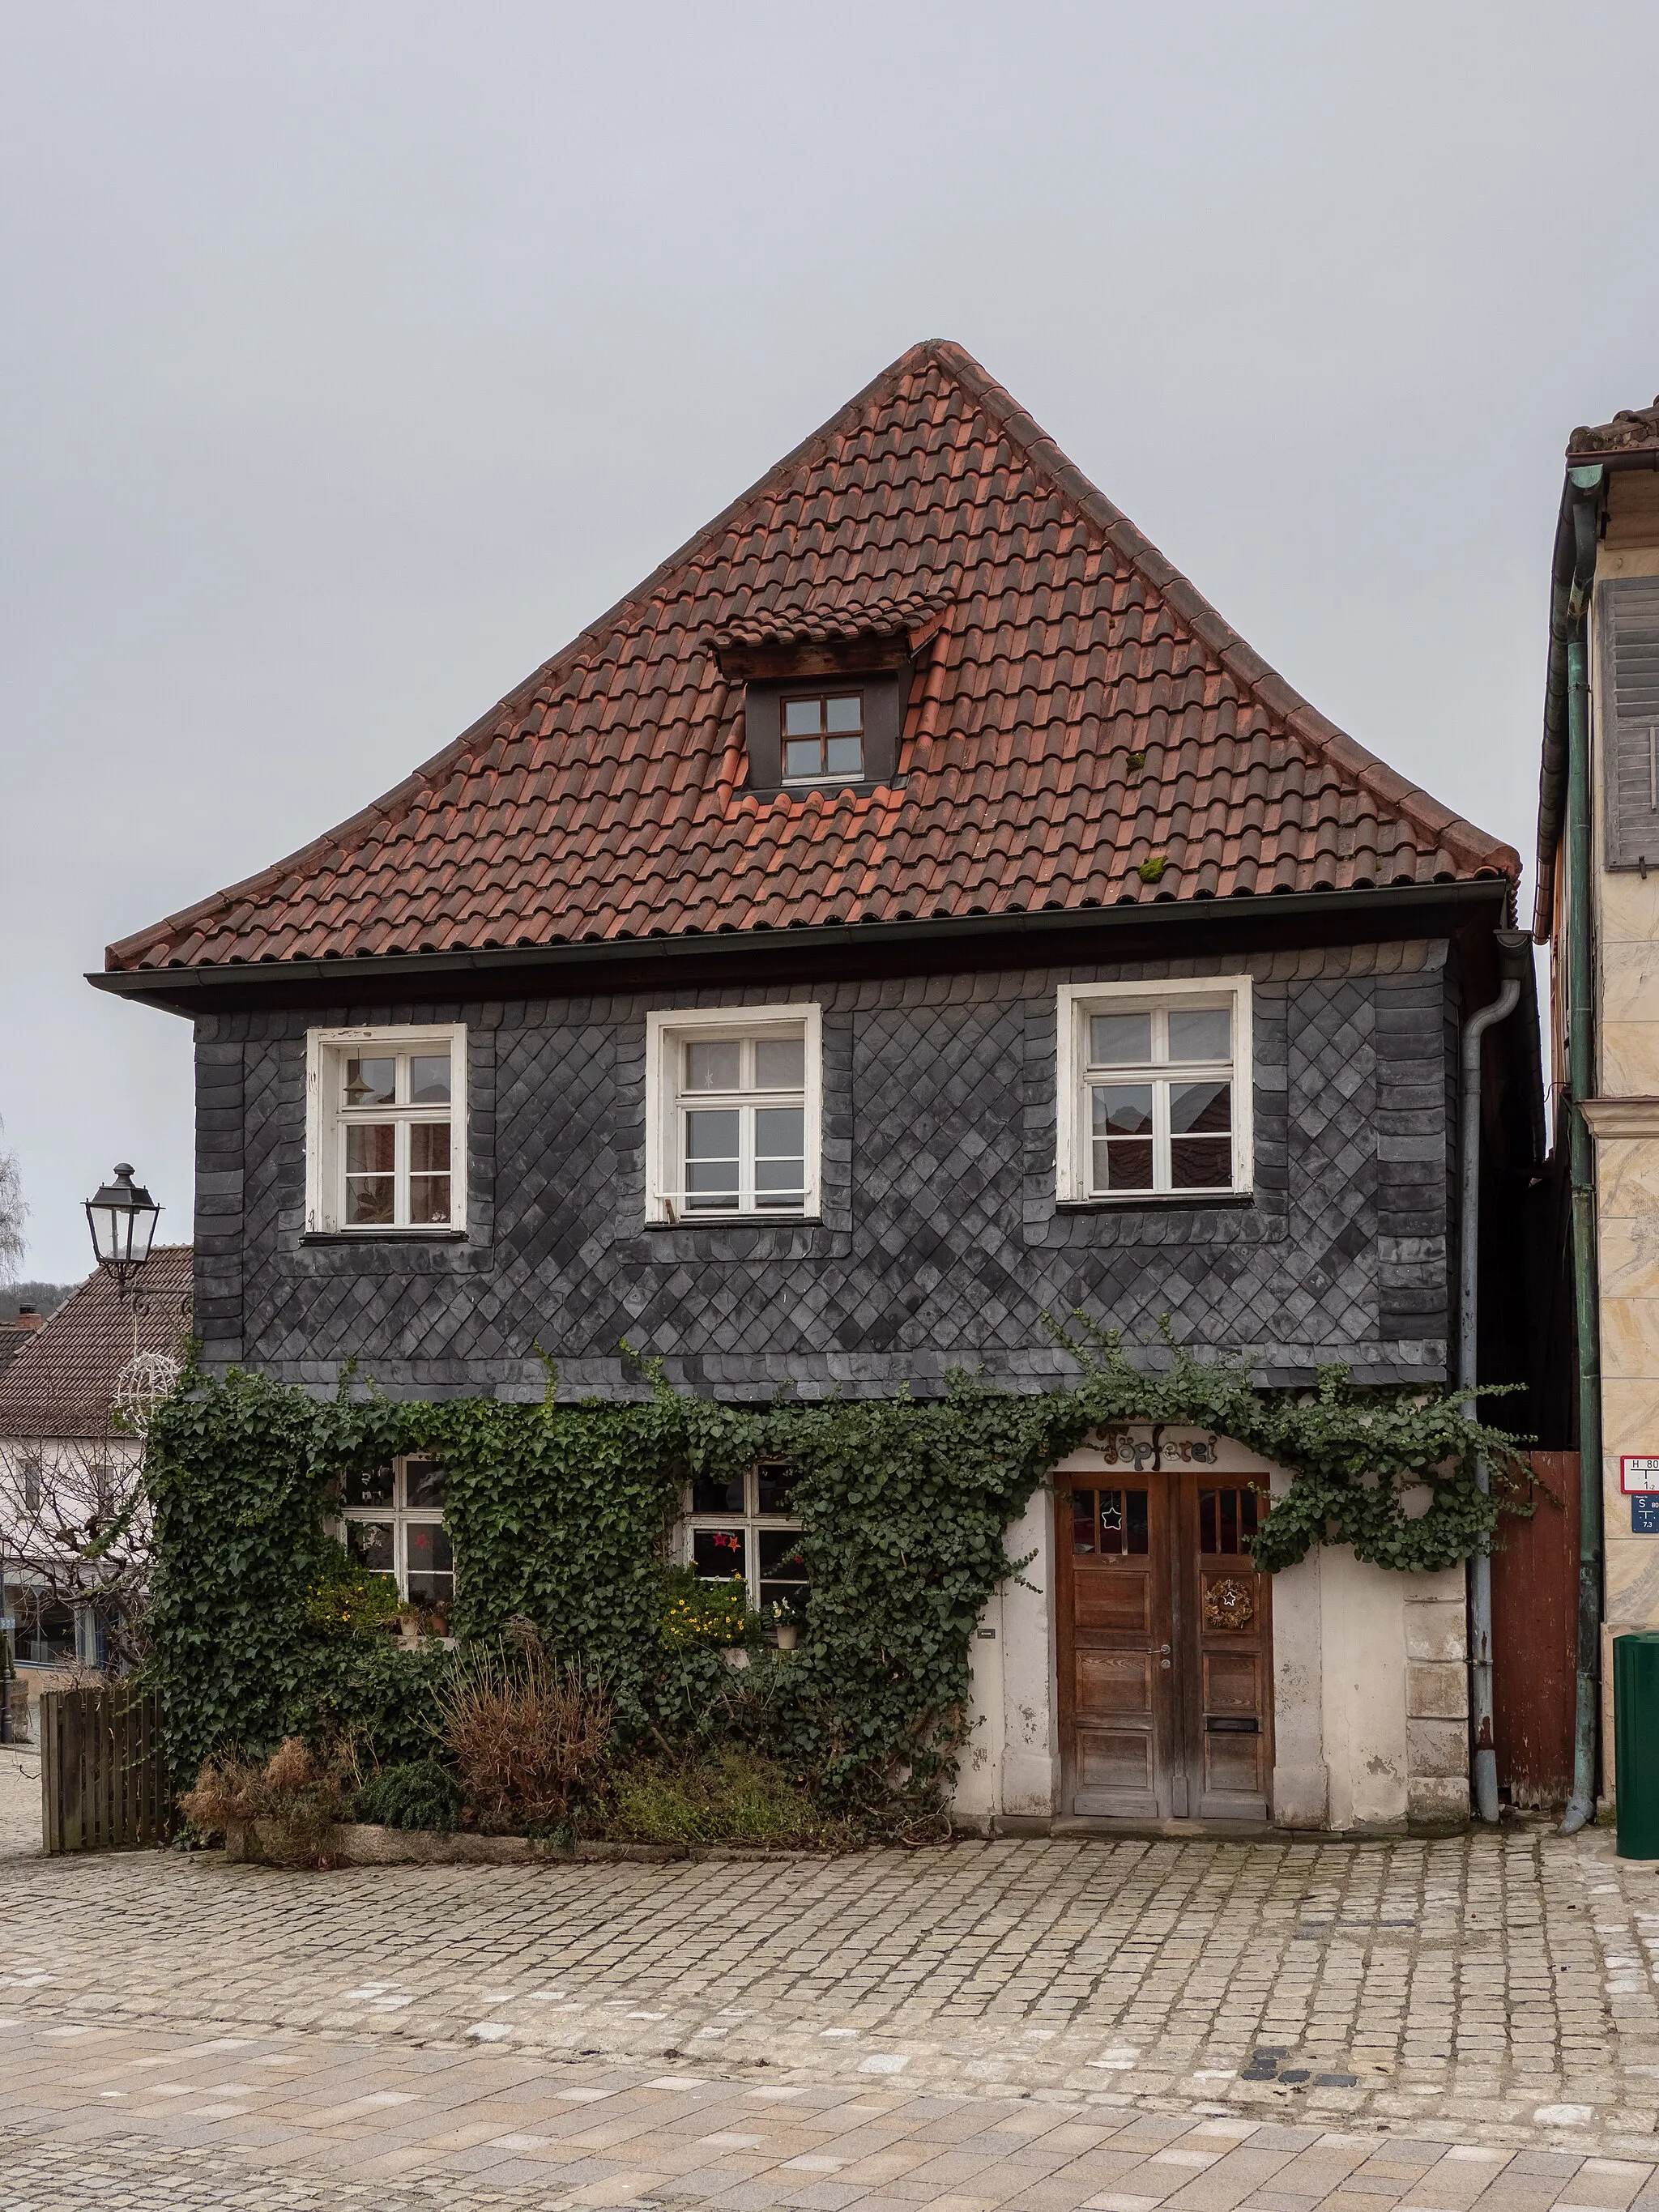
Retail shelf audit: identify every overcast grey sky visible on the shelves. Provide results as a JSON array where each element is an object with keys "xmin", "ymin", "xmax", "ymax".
[{"xmin": 3, "ymin": 2, "xmax": 1655, "ymax": 1282}]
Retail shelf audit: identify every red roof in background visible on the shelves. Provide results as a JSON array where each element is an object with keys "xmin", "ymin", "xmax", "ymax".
[
  {"xmin": 0, "ymin": 1249, "xmax": 193, "ymax": 1439},
  {"xmin": 107, "ymin": 342, "xmax": 1517, "ymax": 976}
]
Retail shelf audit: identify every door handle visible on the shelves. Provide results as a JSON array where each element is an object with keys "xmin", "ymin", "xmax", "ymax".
[{"xmin": 1156, "ymin": 1643, "xmax": 1171, "ymax": 1654}]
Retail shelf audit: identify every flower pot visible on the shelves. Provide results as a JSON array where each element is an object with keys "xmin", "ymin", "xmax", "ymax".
[{"xmin": 774, "ymin": 1624, "xmax": 798, "ymax": 1651}]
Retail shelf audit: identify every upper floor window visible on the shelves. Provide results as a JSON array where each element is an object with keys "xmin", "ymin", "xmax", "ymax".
[
  {"xmin": 645, "ymin": 1003, "xmax": 822, "ymax": 1224},
  {"xmin": 782, "ymin": 692, "xmax": 864, "ymax": 782},
  {"xmin": 305, "ymin": 1023, "xmax": 466, "ymax": 1234},
  {"xmin": 1056, "ymin": 979, "xmax": 1252, "ymax": 1202}
]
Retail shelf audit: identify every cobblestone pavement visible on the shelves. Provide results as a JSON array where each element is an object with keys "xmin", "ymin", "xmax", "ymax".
[
  {"xmin": 0, "ymin": 1734, "xmax": 40, "ymax": 1855},
  {"xmin": 2, "ymin": 1824, "xmax": 1657, "ymax": 2172}
]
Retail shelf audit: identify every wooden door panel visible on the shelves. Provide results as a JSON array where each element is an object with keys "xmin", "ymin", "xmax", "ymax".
[
  {"xmin": 1201, "ymin": 1647, "xmax": 1259, "ymax": 1713},
  {"xmin": 1077, "ymin": 1648, "xmax": 1152, "ymax": 1716},
  {"xmin": 1078, "ymin": 1729, "xmax": 1156, "ymax": 1794},
  {"xmin": 1059, "ymin": 1480, "xmax": 1172, "ymax": 1819},
  {"xmin": 1191, "ymin": 1480, "xmax": 1272, "ymax": 1821},
  {"xmin": 1076, "ymin": 1578, "xmax": 1153, "ymax": 1634},
  {"xmin": 1203, "ymin": 1724, "xmax": 1265, "ymax": 1796}
]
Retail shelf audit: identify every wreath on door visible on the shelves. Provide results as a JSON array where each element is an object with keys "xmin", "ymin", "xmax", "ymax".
[{"xmin": 1203, "ymin": 1575, "xmax": 1255, "ymax": 1630}]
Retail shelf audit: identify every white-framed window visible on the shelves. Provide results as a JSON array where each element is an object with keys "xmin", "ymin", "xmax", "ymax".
[
  {"xmin": 1056, "ymin": 978, "xmax": 1253, "ymax": 1201},
  {"xmin": 645, "ymin": 1003, "xmax": 822, "ymax": 1223},
  {"xmin": 680, "ymin": 1460, "xmax": 808, "ymax": 1612},
  {"xmin": 339, "ymin": 1455, "xmax": 453, "ymax": 1624},
  {"xmin": 305, "ymin": 1024, "xmax": 467, "ymax": 1234}
]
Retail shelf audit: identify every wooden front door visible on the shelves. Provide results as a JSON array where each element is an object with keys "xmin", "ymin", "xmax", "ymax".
[{"xmin": 1058, "ymin": 1469, "xmax": 1273, "ymax": 1823}]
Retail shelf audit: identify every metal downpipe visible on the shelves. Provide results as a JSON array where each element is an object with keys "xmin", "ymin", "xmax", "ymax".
[{"xmin": 1462, "ymin": 935, "xmax": 1529, "ymax": 1824}]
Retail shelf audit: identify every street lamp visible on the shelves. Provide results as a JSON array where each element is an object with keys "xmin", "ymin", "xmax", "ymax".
[{"xmin": 83, "ymin": 1164, "xmax": 162, "ymax": 1303}]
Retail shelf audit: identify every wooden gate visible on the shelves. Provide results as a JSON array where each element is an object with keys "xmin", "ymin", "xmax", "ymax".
[
  {"xmin": 1491, "ymin": 1450, "xmax": 1580, "ymax": 1809},
  {"xmin": 40, "ymin": 1688, "xmax": 167, "ymax": 1852}
]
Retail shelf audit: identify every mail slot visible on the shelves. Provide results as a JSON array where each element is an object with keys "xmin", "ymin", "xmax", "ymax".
[{"xmin": 1205, "ymin": 1716, "xmax": 1260, "ymax": 1733}]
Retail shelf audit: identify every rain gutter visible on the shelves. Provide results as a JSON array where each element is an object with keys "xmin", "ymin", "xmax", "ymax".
[
  {"xmin": 87, "ymin": 877, "xmax": 1513, "ymax": 1017},
  {"xmin": 1462, "ymin": 930, "xmax": 1530, "ymax": 1824}
]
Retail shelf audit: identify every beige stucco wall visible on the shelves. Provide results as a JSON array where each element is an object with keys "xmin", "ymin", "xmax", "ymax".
[
  {"xmin": 1590, "ymin": 1125, "xmax": 1659, "ymax": 1796},
  {"xmin": 1588, "ymin": 485, "xmax": 1659, "ymax": 1793},
  {"xmin": 951, "ymin": 1430, "xmax": 1467, "ymax": 1833}
]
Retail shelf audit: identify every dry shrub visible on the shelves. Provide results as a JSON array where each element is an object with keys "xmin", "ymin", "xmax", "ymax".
[
  {"xmin": 437, "ymin": 1619, "xmax": 611, "ymax": 1833},
  {"xmin": 179, "ymin": 1736, "xmax": 350, "ymax": 1868}
]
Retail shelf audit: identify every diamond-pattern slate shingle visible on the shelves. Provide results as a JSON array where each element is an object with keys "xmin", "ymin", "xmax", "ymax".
[
  {"xmin": 111, "ymin": 341, "xmax": 1515, "ymax": 979},
  {"xmin": 199, "ymin": 943, "xmax": 1455, "ymax": 1399}
]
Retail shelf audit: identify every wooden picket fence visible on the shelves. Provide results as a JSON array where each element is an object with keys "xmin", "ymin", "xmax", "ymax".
[{"xmin": 39, "ymin": 1687, "xmax": 167, "ymax": 1852}]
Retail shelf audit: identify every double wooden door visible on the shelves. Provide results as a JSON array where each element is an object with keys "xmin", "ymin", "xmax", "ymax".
[{"xmin": 1057, "ymin": 1471, "xmax": 1273, "ymax": 1822}]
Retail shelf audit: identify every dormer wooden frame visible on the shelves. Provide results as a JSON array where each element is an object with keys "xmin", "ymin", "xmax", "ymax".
[{"xmin": 740, "ymin": 663, "xmax": 911, "ymax": 796}]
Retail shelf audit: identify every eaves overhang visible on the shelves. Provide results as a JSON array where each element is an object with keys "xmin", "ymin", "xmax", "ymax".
[{"xmin": 89, "ymin": 878, "xmax": 1516, "ymax": 1018}]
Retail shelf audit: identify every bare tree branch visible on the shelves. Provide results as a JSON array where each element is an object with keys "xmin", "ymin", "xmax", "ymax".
[
  {"xmin": 0, "ymin": 1121, "xmax": 27, "ymax": 1287},
  {"xmin": 0, "ymin": 1434, "xmax": 154, "ymax": 1673}
]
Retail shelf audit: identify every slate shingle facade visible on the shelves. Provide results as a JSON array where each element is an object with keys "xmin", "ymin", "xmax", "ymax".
[{"xmin": 193, "ymin": 939, "xmax": 1460, "ymax": 1401}]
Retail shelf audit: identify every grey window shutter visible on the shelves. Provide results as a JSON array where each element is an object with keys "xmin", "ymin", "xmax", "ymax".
[{"xmin": 1602, "ymin": 576, "xmax": 1659, "ymax": 871}]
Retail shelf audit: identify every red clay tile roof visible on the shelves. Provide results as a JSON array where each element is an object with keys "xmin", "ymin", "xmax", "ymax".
[
  {"xmin": 107, "ymin": 341, "xmax": 1516, "ymax": 975},
  {"xmin": 0, "ymin": 1250, "xmax": 193, "ymax": 1438},
  {"xmin": 1568, "ymin": 397, "xmax": 1659, "ymax": 459}
]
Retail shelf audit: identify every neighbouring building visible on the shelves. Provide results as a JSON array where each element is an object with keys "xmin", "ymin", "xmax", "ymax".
[
  {"xmin": 92, "ymin": 341, "xmax": 1539, "ymax": 1834},
  {"xmin": 1533, "ymin": 394, "xmax": 1659, "ymax": 1820},
  {"xmin": 0, "ymin": 1248, "xmax": 192, "ymax": 1719},
  {"xmin": 0, "ymin": 1307, "xmax": 46, "ymax": 1381}
]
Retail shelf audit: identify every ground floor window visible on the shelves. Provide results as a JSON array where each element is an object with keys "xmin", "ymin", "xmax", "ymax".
[
  {"xmin": 340, "ymin": 1455, "xmax": 453, "ymax": 1627},
  {"xmin": 15, "ymin": 1593, "xmax": 76, "ymax": 1666},
  {"xmin": 681, "ymin": 1459, "xmax": 808, "ymax": 1615}
]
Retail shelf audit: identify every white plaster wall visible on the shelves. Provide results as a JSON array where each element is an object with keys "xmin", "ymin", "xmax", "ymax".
[
  {"xmin": 1271, "ymin": 1543, "xmax": 1328, "ymax": 1828},
  {"xmin": 1000, "ymin": 1486, "xmax": 1060, "ymax": 1818},
  {"xmin": 1320, "ymin": 1545, "xmax": 1409, "ymax": 1831},
  {"xmin": 950, "ymin": 1488, "xmax": 1056, "ymax": 1828},
  {"xmin": 1318, "ymin": 1550, "xmax": 1468, "ymax": 1831},
  {"xmin": 953, "ymin": 1584, "xmax": 1004, "ymax": 1829}
]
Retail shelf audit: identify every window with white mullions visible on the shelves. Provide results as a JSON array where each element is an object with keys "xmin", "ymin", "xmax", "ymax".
[
  {"xmin": 1088, "ymin": 1004, "xmax": 1233, "ymax": 1194},
  {"xmin": 339, "ymin": 1455, "xmax": 454, "ymax": 1627},
  {"xmin": 341, "ymin": 1048, "xmax": 454, "ymax": 1225},
  {"xmin": 1057, "ymin": 981, "xmax": 1252, "ymax": 1203},
  {"xmin": 679, "ymin": 1034, "xmax": 806, "ymax": 1214},
  {"xmin": 645, "ymin": 1003, "xmax": 822, "ymax": 1225},
  {"xmin": 306, "ymin": 1024, "xmax": 467, "ymax": 1234},
  {"xmin": 681, "ymin": 1460, "xmax": 808, "ymax": 1611}
]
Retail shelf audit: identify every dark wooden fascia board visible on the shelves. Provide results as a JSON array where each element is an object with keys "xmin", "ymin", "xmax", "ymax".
[{"xmin": 88, "ymin": 880, "xmax": 1511, "ymax": 1019}]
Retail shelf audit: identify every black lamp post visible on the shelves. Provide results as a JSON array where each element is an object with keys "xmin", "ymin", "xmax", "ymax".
[{"xmin": 83, "ymin": 1164, "xmax": 162, "ymax": 1304}]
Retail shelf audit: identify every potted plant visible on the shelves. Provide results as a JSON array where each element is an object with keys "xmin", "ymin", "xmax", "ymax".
[{"xmin": 766, "ymin": 1598, "xmax": 804, "ymax": 1652}]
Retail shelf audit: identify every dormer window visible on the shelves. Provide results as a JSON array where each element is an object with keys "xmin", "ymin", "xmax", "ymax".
[
  {"xmin": 711, "ymin": 594, "xmax": 949, "ymax": 797},
  {"xmin": 783, "ymin": 693, "xmax": 865, "ymax": 782}
]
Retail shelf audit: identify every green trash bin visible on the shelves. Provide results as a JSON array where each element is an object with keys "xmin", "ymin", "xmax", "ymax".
[{"xmin": 1615, "ymin": 1632, "xmax": 1659, "ymax": 1859}]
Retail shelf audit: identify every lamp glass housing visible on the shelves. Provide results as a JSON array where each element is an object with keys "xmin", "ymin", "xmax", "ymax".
[{"xmin": 83, "ymin": 1164, "xmax": 161, "ymax": 1285}]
